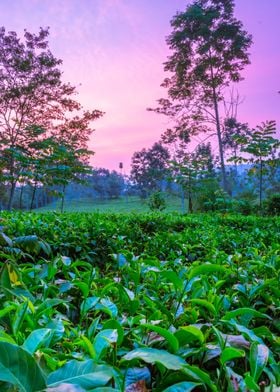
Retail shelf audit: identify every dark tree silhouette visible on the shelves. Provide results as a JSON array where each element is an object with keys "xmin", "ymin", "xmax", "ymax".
[
  {"xmin": 0, "ymin": 27, "xmax": 103, "ymax": 209},
  {"xmin": 151, "ymin": 0, "xmax": 252, "ymax": 193}
]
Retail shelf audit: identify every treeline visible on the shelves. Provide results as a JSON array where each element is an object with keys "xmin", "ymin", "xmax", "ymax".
[
  {"xmin": 130, "ymin": 0, "xmax": 280, "ymax": 214},
  {"xmin": 0, "ymin": 27, "xmax": 102, "ymax": 211},
  {"xmin": 130, "ymin": 137, "xmax": 280, "ymax": 214},
  {"xmin": 0, "ymin": 168, "xmax": 126, "ymax": 211},
  {"xmin": 0, "ymin": 0, "xmax": 279, "ymax": 215}
]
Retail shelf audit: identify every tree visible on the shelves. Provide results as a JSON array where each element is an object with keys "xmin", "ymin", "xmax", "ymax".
[
  {"xmin": 171, "ymin": 142, "xmax": 217, "ymax": 212},
  {"xmin": 130, "ymin": 142, "xmax": 170, "ymax": 197},
  {"xmin": 230, "ymin": 120, "xmax": 280, "ymax": 212},
  {"xmin": 0, "ymin": 27, "xmax": 103, "ymax": 209},
  {"xmin": 151, "ymin": 0, "xmax": 252, "ymax": 192},
  {"xmin": 89, "ymin": 168, "xmax": 125, "ymax": 200},
  {"xmin": 43, "ymin": 138, "xmax": 93, "ymax": 212},
  {"xmin": 222, "ymin": 117, "xmax": 249, "ymax": 162}
]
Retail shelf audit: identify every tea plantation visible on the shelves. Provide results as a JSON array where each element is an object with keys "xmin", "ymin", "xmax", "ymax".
[{"xmin": 0, "ymin": 212, "xmax": 279, "ymax": 391}]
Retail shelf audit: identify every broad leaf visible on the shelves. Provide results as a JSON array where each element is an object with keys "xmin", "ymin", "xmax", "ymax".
[
  {"xmin": 183, "ymin": 365, "xmax": 217, "ymax": 391},
  {"xmin": 0, "ymin": 342, "xmax": 46, "ymax": 391},
  {"xmin": 189, "ymin": 299, "xmax": 216, "ymax": 317},
  {"xmin": 249, "ymin": 343, "xmax": 269, "ymax": 382},
  {"xmin": 122, "ymin": 348, "xmax": 186, "ymax": 370},
  {"xmin": 175, "ymin": 326, "xmax": 204, "ymax": 346},
  {"xmin": 93, "ymin": 329, "xmax": 118, "ymax": 360},
  {"xmin": 162, "ymin": 381, "xmax": 201, "ymax": 392},
  {"xmin": 22, "ymin": 328, "xmax": 53, "ymax": 354},
  {"xmin": 140, "ymin": 324, "xmax": 179, "ymax": 353},
  {"xmin": 47, "ymin": 360, "xmax": 113, "ymax": 389},
  {"xmin": 188, "ymin": 264, "xmax": 228, "ymax": 279},
  {"xmin": 220, "ymin": 347, "xmax": 245, "ymax": 366}
]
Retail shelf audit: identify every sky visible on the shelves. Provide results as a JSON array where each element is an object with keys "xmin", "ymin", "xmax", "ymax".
[{"xmin": 1, "ymin": 0, "xmax": 279, "ymax": 171}]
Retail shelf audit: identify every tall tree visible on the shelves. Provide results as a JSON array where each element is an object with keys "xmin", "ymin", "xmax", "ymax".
[
  {"xmin": 130, "ymin": 142, "xmax": 170, "ymax": 198},
  {"xmin": 151, "ymin": 0, "xmax": 252, "ymax": 192},
  {"xmin": 0, "ymin": 27, "xmax": 103, "ymax": 209}
]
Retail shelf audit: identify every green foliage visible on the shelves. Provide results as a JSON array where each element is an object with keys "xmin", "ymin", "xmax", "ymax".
[
  {"xmin": 171, "ymin": 143, "xmax": 218, "ymax": 213},
  {"xmin": 0, "ymin": 211, "xmax": 279, "ymax": 390},
  {"xmin": 152, "ymin": 0, "xmax": 252, "ymax": 191},
  {"xmin": 230, "ymin": 120, "xmax": 280, "ymax": 212},
  {"xmin": 147, "ymin": 191, "xmax": 166, "ymax": 211},
  {"xmin": 130, "ymin": 142, "xmax": 170, "ymax": 197},
  {"xmin": 0, "ymin": 341, "xmax": 46, "ymax": 391},
  {"xmin": 265, "ymin": 193, "xmax": 280, "ymax": 215},
  {"xmin": 0, "ymin": 27, "xmax": 103, "ymax": 210}
]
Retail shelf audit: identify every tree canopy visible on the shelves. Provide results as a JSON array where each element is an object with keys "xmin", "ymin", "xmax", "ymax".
[
  {"xmin": 151, "ymin": 0, "xmax": 252, "ymax": 192},
  {"xmin": 0, "ymin": 27, "xmax": 103, "ymax": 209}
]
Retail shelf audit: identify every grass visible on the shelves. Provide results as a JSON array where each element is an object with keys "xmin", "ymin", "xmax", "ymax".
[{"xmin": 36, "ymin": 194, "xmax": 186, "ymax": 213}]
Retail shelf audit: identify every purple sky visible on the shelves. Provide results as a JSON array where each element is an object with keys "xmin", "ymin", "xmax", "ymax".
[{"xmin": 1, "ymin": 0, "xmax": 280, "ymax": 171}]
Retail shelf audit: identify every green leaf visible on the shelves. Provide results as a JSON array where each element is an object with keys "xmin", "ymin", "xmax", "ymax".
[
  {"xmin": 160, "ymin": 271, "xmax": 184, "ymax": 291},
  {"xmin": 80, "ymin": 335, "xmax": 96, "ymax": 359},
  {"xmin": 22, "ymin": 328, "xmax": 53, "ymax": 354},
  {"xmin": 95, "ymin": 298, "xmax": 118, "ymax": 318},
  {"xmin": 122, "ymin": 348, "xmax": 186, "ymax": 370},
  {"xmin": 0, "ymin": 232, "xmax": 13, "ymax": 247},
  {"xmin": 175, "ymin": 326, "xmax": 204, "ymax": 346},
  {"xmin": 222, "ymin": 308, "xmax": 271, "ymax": 323},
  {"xmin": 162, "ymin": 381, "xmax": 201, "ymax": 392},
  {"xmin": 189, "ymin": 299, "xmax": 216, "ymax": 316},
  {"xmin": 225, "ymin": 367, "xmax": 246, "ymax": 392},
  {"xmin": 12, "ymin": 301, "xmax": 29, "ymax": 335},
  {"xmin": 47, "ymin": 361, "xmax": 113, "ymax": 389},
  {"xmin": 183, "ymin": 365, "xmax": 217, "ymax": 392},
  {"xmin": 220, "ymin": 347, "xmax": 245, "ymax": 366},
  {"xmin": 0, "ymin": 330, "xmax": 16, "ymax": 344},
  {"xmin": 226, "ymin": 320, "xmax": 263, "ymax": 345},
  {"xmin": 0, "ymin": 263, "xmax": 12, "ymax": 292},
  {"xmin": 14, "ymin": 235, "xmax": 41, "ymax": 253},
  {"xmin": 81, "ymin": 296, "xmax": 100, "ymax": 316},
  {"xmin": 73, "ymin": 281, "xmax": 90, "ymax": 298},
  {"xmin": 36, "ymin": 299, "xmax": 66, "ymax": 320},
  {"xmin": 244, "ymin": 373, "xmax": 259, "ymax": 391},
  {"xmin": 0, "ymin": 304, "xmax": 16, "ymax": 319},
  {"xmin": 140, "ymin": 324, "xmax": 179, "ymax": 353},
  {"xmin": 102, "ymin": 319, "xmax": 124, "ymax": 346},
  {"xmin": 93, "ymin": 329, "xmax": 118, "ymax": 360},
  {"xmin": 0, "ymin": 342, "xmax": 46, "ymax": 391},
  {"xmin": 188, "ymin": 264, "xmax": 228, "ymax": 279},
  {"xmin": 249, "ymin": 343, "xmax": 269, "ymax": 382}
]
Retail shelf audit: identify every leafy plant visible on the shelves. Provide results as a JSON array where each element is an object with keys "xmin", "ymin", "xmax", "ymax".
[{"xmin": 0, "ymin": 211, "xmax": 279, "ymax": 390}]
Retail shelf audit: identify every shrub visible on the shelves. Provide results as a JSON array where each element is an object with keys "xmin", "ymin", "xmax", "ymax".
[
  {"xmin": 147, "ymin": 192, "xmax": 166, "ymax": 211},
  {"xmin": 236, "ymin": 200, "xmax": 254, "ymax": 215},
  {"xmin": 265, "ymin": 193, "xmax": 280, "ymax": 215}
]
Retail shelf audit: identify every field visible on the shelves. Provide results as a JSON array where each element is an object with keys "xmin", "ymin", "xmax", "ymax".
[
  {"xmin": 37, "ymin": 195, "xmax": 185, "ymax": 214},
  {"xmin": 0, "ymin": 211, "xmax": 279, "ymax": 391}
]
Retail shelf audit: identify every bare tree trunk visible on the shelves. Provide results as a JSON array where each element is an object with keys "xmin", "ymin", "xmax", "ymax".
[
  {"xmin": 188, "ymin": 172, "xmax": 193, "ymax": 213},
  {"xmin": 19, "ymin": 185, "xmax": 24, "ymax": 210},
  {"xmin": 7, "ymin": 181, "xmax": 16, "ymax": 211},
  {"xmin": 7, "ymin": 148, "xmax": 16, "ymax": 211},
  {"xmin": 60, "ymin": 183, "xmax": 66, "ymax": 213},
  {"xmin": 181, "ymin": 185, "xmax": 185, "ymax": 214},
  {"xmin": 209, "ymin": 61, "xmax": 228, "ymax": 193},
  {"xmin": 30, "ymin": 182, "xmax": 37, "ymax": 211},
  {"xmin": 259, "ymin": 159, "xmax": 263, "ymax": 214}
]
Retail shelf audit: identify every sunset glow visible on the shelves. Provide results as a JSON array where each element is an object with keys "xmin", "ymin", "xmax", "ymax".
[{"xmin": 1, "ymin": 0, "xmax": 279, "ymax": 171}]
